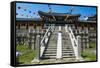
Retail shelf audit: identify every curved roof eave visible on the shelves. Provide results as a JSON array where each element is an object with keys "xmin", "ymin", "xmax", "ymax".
[{"xmin": 38, "ymin": 11, "xmax": 81, "ymax": 17}]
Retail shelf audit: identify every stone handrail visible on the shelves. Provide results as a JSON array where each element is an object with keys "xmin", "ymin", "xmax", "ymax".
[
  {"xmin": 40, "ymin": 26, "xmax": 52, "ymax": 57},
  {"xmin": 66, "ymin": 25, "xmax": 81, "ymax": 60}
]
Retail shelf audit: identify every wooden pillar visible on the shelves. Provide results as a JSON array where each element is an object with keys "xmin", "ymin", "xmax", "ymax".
[{"xmin": 26, "ymin": 22, "xmax": 28, "ymax": 29}]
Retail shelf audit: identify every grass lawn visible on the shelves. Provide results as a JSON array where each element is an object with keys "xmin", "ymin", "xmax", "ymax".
[
  {"xmin": 16, "ymin": 45, "xmax": 36, "ymax": 64},
  {"xmin": 81, "ymin": 49, "xmax": 96, "ymax": 61},
  {"xmin": 89, "ymin": 42, "xmax": 96, "ymax": 48},
  {"xmin": 81, "ymin": 42, "xmax": 96, "ymax": 61}
]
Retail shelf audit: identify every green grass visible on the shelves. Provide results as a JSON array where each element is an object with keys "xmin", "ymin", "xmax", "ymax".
[
  {"xmin": 16, "ymin": 44, "xmax": 29, "ymax": 53},
  {"xmin": 16, "ymin": 45, "xmax": 36, "ymax": 64},
  {"xmin": 81, "ymin": 42, "xmax": 96, "ymax": 61},
  {"xmin": 82, "ymin": 51, "xmax": 96, "ymax": 61},
  {"xmin": 89, "ymin": 42, "xmax": 96, "ymax": 49},
  {"xmin": 18, "ymin": 50, "xmax": 35, "ymax": 64}
]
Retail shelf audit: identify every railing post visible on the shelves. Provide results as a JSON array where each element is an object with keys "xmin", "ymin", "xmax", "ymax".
[
  {"xmin": 77, "ymin": 36, "xmax": 81, "ymax": 58},
  {"xmin": 77, "ymin": 36, "xmax": 84, "ymax": 61}
]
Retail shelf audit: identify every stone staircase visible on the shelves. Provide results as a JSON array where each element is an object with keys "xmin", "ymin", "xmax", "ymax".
[
  {"xmin": 62, "ymin": 27, "xmax": 75, "ymax": 58},
  {"xmin": 42, "ymin": 26, "xmax": 75, "ymax": 59},
  {"xmin": 42, "ymin": 27, "xmax": 58, "ymax": 59}
]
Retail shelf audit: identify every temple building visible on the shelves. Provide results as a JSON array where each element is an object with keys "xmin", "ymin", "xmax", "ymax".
[{"xmin": 16, "ymin": 10, "xmax": 97, "ymax": 62}]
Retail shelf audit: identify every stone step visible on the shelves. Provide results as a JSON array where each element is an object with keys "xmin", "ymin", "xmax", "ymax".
[
  {"xmin": 45, "ymin": 49, "xmax": 74, "ymax": 53},
  {"xmin": 62, "ymin": 50, "xmax": 73, "ymax": 52},
  {"xmin": 43, "ymin": 54, "xmax": 75, "ymax": 58},
  {"xmin": 44, "ymin": 51, "xmax": 74, "ymax": 55},
  {"xmin": 63, "ymin": 55, "xmax": 75, "ymax": 57},
  {"xmin": 62, "ymin": 55, "xmax": 75, "ymax": 58},
  {"xmin": 62, "ymin": 48, "xmax": 72, "ymax": 50},
  {"xmin": 62, "ymin": 45, "xmax": 72, "ymax": 47},
  {"xmin": 45, "ymin": 49, "xmax": 74, "ymax": 56},
  {"xmin": 62, "ymin": 51, "xmax": 74, "ymax": 53},
  {"xmin": 62, "ymin": 37, "xmax": 71, "ymax": 39},
  {"xmin": 62, "ymin": 41, "xmax": 71, "ymax": 43},
  {"xmin": 44, "ymin": 50, "xmax": 56, "ymax": 52},
  {"xmin": 46, "ymin": 48, "xmax": 73, "ymax": 51},
  {"xmin": 62, "ymin": 46, "xmax": 72, "ymax": 48},
  {"xmin": 45, "ymin": 51, "xmax": 56, "ymax": 54},
  {"xmin": 47, "ymin": 47, "xmax": 72, "ymax": 49},
  {"xmin": 62, "ymin": 40, "xmax": 71, "ymax": 42},
  {"xmin": 45, "ymin": 49, "xmax": 73, "ymax": 52},
  {"xmin": 47, "ymin": 46, "xmax": 57, "ymax": 49},
  {"xmin": 47, "ymin": 47, "xmax": 57, "ymax": 50},
  {"xmin": 47, "ymin": 46, "xmax": 57, "ymax": 47},
  {"xmin": 43, "ymin": 53, "xmax": 56, "ymax": 56},
  {"xmin": 46, "ymin": 48, "xmax": 57, "ymax": 50},
  {"xmin": 62, "ymin": 49, "xmax": 73, "ymax": 51},
  {"xmin": 43, "ymin": 55, "xmax": 75, "ymax": 59},
  {"xmin": 63, "ymin": 44, "xmax": 72, "ymax": 46},
  {"xmin": 62, "ymin": 53, "xmax": 74, "ymax": 55},
  {"xmin": 42, "ymin": 56, "xmax": 56, "ymax": 59},
  {"xmin": 62, "ymin": 42, "xmax": 72, "ymax": 44},
  {"xmin": 62, "ymin": 40, "xmax": 71, "ymax": 41},
  {"xmin": 62, "ymin": 37, "xmax": 69, "ymax": 38},
  {"xmin": 62, "ymin": 44, "xmax": 72, "ymax": 46},
  {"xmin": 47, "ymin": 45, "xmax": 57, "ymax": 46},
  {"xmin": 62, "ymin": 45, "xmax": 72, "ymax": 46}
]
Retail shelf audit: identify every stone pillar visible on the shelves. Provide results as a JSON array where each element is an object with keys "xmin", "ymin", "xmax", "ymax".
[
  {"xmin": 77, "ymin": 36, "xmax": 84, "ymax": 61},
  {"xmin": 32, "ymin": 34, "xmax": 40, "ymax": 63},
  {"xmin": 77, "ymin": 36, "xmax": 81, "ymax": 58}
]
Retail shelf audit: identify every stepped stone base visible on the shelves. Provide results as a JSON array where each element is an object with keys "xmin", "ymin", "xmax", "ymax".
[{"xmin": 32, "ymin": 58, "xmax": 77, "ymax": 64}]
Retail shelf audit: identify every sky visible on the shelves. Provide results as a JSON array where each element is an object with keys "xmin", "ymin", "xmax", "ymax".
[{"xmin": 16, "ymin": 3, "xmax": 97, "ymax": 20}]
